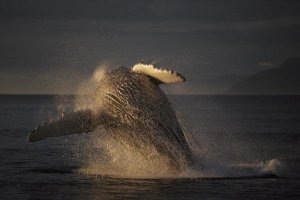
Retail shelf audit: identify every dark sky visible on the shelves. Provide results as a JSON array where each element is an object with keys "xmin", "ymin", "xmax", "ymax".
[{"xmin": 0, "ymin": 0, "xmax": 300, "ymax": 94}]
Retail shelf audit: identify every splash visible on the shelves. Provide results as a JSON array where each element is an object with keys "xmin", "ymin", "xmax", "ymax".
[
  {"xmin": 72, "ymin": 130, "xmax": 181, "ymax": 178},
  {"xmin": 60, "ymin": 64, "xmax": 282, "ymax": 179},
  {"xmin": 68, "ymin": 128, "xmax": 283, "ymax": 178},
  {"xmin": 60, "ymin": 64, "xmax": 182, "ymax": 178},
  {"xmin": 74, "ymin": 66, "xmax": 107, "ymax": 113}
]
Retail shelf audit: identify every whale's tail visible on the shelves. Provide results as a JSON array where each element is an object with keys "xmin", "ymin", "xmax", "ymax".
[{"xmin": 28, "ymin": 110, "xmax": 98, "ymax": 142}]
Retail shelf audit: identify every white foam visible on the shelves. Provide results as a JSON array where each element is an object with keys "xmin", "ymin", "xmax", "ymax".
[{"xmin": 71, "ymin": 130, "xmax": 180, "ymax": 179}]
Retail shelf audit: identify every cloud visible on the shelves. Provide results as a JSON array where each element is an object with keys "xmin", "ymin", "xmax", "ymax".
[
  {"xmin": 1, "ymin": 0, "xmax": 300, "ymax": 22},
  {"xmin": 1, "ymin": 1, "xmax": 300, "ymax": 94},
  {"xmin": 258, "ymin": 62, "xmax": 273, "ymax": 67}
]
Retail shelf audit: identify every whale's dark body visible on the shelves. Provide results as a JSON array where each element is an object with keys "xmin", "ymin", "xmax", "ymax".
[{"xmin": 29, "ymin": 65, "xmax": 193, "ymax": 173}]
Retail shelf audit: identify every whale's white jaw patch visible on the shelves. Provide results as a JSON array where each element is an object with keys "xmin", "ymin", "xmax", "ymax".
[{"xmin": 132, "ymin": 63, "xmax": 186, "ymax": 84}]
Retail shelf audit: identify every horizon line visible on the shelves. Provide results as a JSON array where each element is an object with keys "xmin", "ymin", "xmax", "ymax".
[{"xmin": 0, "ymin": 93, "xmax": 300, "ymax": 96}]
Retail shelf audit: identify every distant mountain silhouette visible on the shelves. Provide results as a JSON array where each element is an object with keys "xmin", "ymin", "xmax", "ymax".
[
  {"xmin": 196, "ymin": 75, "xmax": 244, "ymax": 94},
  {"xmin": 226, "ymin": 58, "xmax": 300, "ymax": 95}
]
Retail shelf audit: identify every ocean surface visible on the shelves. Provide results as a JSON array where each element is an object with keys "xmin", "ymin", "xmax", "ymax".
[{"xmin": 0, "ymin": 95, "xmax": 300, "ymax": 199}]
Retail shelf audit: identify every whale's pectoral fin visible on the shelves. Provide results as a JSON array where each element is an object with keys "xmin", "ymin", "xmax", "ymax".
[
  {"xmin": 28, "ymin": 110, "xmax": 98, "ymax": 142},
  {"xmin": 132, "ymin": 63, "xmax": 186, "ymax": 84}
]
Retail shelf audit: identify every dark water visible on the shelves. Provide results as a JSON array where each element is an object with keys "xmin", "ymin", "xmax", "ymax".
[{"xmin": 0, "ymin": 95, "xmax": 300, "ymax": 199}]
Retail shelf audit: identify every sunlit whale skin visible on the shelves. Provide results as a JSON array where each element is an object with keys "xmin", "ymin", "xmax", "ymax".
[{"xmin": 29, "ymin": 64, "xmax": 193, "ymax": 173}]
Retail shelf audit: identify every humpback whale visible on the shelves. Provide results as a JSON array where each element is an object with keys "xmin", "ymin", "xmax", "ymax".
[{"xmin": 29, "ymin": 64, "xmax": 193, "ymax": 173}]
